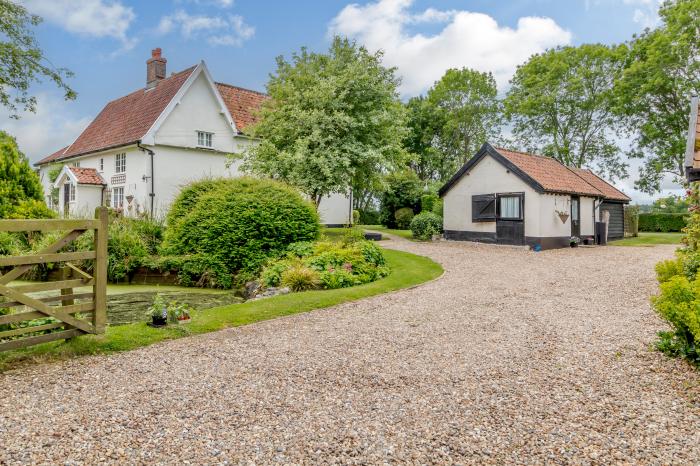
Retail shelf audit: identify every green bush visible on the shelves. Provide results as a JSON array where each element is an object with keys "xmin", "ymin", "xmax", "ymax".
[
  {"xmin": 286, "ymin": 241, "xmax": 315, "ymax": 258},
  {"xmin": 379, "ymin": 170, "xmax": 421, "ymax": 227},
  {"xmin": 358, "ymin": 209, "xmax": 380, "ymax": 225},
  {"xmin": 7, "ymin": 199, "xmax": 56, "ymax": 219},
  {"xmin": 162, "ymin": 177, "xmax": 321, "ymax": 275},
  {"xmin": 624, "ymin": 205, "xmax": 639, "ymax": 237},
  {"xmin": 652, "ymin": 275, "xmax": 700, "ymax": 364},
  {"xmin": 107, "ymin": 219, "xmax": 149, "ymax": 282},
  {"xmin": 638, "ymin": 213, "xmax": 688, "ymax": 232},
  {"xmin": 0, "ymin": 232, "xmax": 22, "ymax": 256},
  {"xmin": 352, "ymin": 209, "xmax": 360, "ymax": 225},
  {"xmin": 656, "ymin": 258, "xmax": 683, "ymax": 283},
  {"xmin": 395, "ymin": 207, "xmax": 414, "ymax": 229},
  {"xmin": 410, "ymin": 212, "xmax": 443, "ymax": 240},
  {"xmin": 281, "ymin": 264, "xmax": 320, "ymax": 291},
  {"xmin": 432, "ymin": 198, "xmax": 443, "ymax": 217},
  {"xmin": 259, "ymin": 239, "xmax": 389, "ymax": 292},
  {"xmin": 421, "ymin": 194, "xmax": 439, "ymax": 213}
]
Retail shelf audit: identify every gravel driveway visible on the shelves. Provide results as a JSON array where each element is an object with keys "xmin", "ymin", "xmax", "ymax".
[{"xmin": 2, "ymin": 237, "xmax": 700, "ymax": 464}]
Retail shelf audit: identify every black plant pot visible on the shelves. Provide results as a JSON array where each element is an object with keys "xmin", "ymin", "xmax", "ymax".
[
  {"xmin": 570, "ymin": 242, "xmax": 578, "ymax": 248},
  {"xmin": 151, "ymin": 315, "xmax": 168, "ymax": 327}
]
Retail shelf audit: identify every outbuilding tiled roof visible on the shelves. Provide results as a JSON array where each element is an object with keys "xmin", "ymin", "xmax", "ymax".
[
  {"xmin": 570, "ymin": 167, "xmax": 630, "ymax": 202},
  {"xmin": 216, "ymin": 83, "xmax": 268, "ymax": 132},
  {"xmin": 494, "ymin": 148, "xmax": 604, "ymax": 197},
  {"xmin": 69, "ymin": 167, "xmax": 105, "ymax": 185},
  {"xmin": 439, "ymin": 143, "xmax": 630, "ymax": 202},
  {"xmin": 36, "ymin": 65, "xmax": 267, "ymax": 166}
]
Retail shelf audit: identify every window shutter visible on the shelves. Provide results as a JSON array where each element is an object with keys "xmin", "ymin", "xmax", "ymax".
[{"xmin": 472, "ymin": 194, "xmax": 496, "ymax": 222}]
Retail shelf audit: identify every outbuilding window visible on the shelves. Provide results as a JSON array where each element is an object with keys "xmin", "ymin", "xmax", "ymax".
[
  {"xmin": 472, "ymin": 194, "xmax": 496, "ymax": 222},
  {"xmin": 496, "ymin": 193, "xmax": 524, "ymax": 220},
  {"xmin": 69, "ymin": 183, "xmax": 75, "ymax": 202},
  {"xmin": 112, "ymin": 186, "xmax": 124, "ymax": 208}
]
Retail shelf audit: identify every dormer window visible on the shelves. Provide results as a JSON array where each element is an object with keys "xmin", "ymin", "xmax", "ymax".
[{"xmin": 197, "ymin": 131, "xmax": 213, "ymax": 148}]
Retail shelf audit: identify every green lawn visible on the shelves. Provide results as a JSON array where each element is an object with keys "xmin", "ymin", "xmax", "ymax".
[
  {"xmin": 361, "ymin": 225, "xmax": 414, "ymax": 240},
  {"xmin": 610, "ymin": 232, "xmax": 684, "ymax": 246},
  {"xmin": 0, "ymin": 248, "xmax": 442, "ymax": 371}
]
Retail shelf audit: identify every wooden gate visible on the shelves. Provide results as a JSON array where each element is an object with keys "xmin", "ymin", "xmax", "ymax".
[{"xmin": 0, "ymin": 207, "xmax": 108, "ymax": 351}]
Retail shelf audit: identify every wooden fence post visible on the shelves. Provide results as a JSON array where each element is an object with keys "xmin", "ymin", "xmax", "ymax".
[{"xmin": 93, "ymin": 207, "xmax": 108, "ymax": 333}]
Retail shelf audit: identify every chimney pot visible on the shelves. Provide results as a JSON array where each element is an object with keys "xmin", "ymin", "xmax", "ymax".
[{"xmin": 146, "ymin": 47, "xmax": 167, "ymax": 89}]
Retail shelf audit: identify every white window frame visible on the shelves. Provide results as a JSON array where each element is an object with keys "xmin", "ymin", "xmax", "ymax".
[
  {"xmin": 112, "ymin": 186, "xmax": 124, "ymax": 209},
  {"xmin": 115, "ymin": 153, "xmax": 126, "ymax": 173},
  {"xmin": 496, "ymin": 193, "xmax": 524, "ymax": 221},
  {"xmin": 99, "ymin": 158, "xmax": 104, "ymax": 171},
  {"xmin": 197, "ymin": 131, "xmax": 213, "ymax": 148},
  {"xmin": 69, "ymin": 183, "xmax": 76, "ymax": 202}
]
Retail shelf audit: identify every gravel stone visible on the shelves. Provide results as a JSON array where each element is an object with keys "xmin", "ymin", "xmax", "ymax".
[{"xmin": 2, "ymin": 237, "xmax": 700, "ymax": 464}]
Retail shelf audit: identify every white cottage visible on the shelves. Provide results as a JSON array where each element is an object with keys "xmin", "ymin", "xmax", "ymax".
[
  {"xmin": 35, "ymin": 48, "xmax": 352, "ymax": 226},
  {"xmin": 439, "ymin": 143, "xmax": 630, "ymax": 250}
]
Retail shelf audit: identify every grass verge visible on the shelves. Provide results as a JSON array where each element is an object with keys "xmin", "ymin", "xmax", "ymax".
[
  {"xmin": 610, "ymin": 232, "xmax": 684, "ymax": 247},
  {"xmin": 0, "ymin": 249, "xmax": 442, "ymax": 371}
]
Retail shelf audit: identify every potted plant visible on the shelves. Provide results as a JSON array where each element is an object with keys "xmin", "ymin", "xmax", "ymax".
[
  {"xmin": 168, "ymin": 302, "xmax": 192, "ymax": 324},
  {"xmin": 570, "ymin": 236, "xmax": 580, "ymax": 248},
  {"xmin": 147, "ymin": 293, "xmax": 168, "ymax": 327}
]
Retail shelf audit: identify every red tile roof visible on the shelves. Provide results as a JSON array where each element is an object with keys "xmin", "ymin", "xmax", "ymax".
[
  {"xmin": 570, "ymin": 167, "xmax": 630, "ymax": 201},
  {"xmin": 38, "ymin": 146, "xmax": 69, "ymax": 165},
  {"xmin": 36, "ymin": 65, "xmax": 268, "ymax": 166},
  {"xmin": 494, "ymin": 147, "xmax": 605, "ymax": 197},
  {"xmin": 216, "ymin": 82, "xmax": 268, "ymax": 132},
  {"xmin": 69, "ymin": 167, "xmax": 105, "ymax": 185}
]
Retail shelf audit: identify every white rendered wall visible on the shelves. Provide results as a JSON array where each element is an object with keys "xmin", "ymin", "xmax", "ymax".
[
  {"xmin": 317, "ymin": 192, "xmax": 352, "ymax": 225},
  {"xmin": 580, "ymin": 196, "xmax": 596, "ymax": 237},
  {"xmin": 442, "ymin": 154, "xmax": 541, "ymax": 236}
]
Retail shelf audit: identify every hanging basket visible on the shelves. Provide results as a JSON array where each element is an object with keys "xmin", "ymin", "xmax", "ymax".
[{"xmin": 556, "ymin": 211, "xmax": 569, "ymax": 224}]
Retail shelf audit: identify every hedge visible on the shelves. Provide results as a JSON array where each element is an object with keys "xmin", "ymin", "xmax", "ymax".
[{"xmin": 638, "ymin": 213, "xmax": 688, "ymax": 232}]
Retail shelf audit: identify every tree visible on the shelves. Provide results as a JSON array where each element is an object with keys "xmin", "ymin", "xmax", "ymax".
[
  {"xmin": 504, "ymin": 44, "xmax": 626, "ymax": 181},
  {"xmin": 239, "ymin": 36, "xmax": 407, "ymax": 208},
  {"xmin": 0, "ymin": 130, "xmax": 52, "ymax": 218},
  {"xmin": 651, "ymin": 194, "xmax": 689, "ymax": 213},
  {"xmin": 426, "ymin": 68, "xmax": 501, "ymax": 180},
  {"xmin": 0, "ymin": 1, "xmax": 75, "ymax": 117},
  {"xmin": 403, "ymin": 95, "xmax": 446, "ymax": 182},
  {"xmin": 613, "ymin": 0, "xmax": 700, "ymax": 193},
  {"xmin": 378, "ymin": 169, "xmax": 422, "ymax": 228}
]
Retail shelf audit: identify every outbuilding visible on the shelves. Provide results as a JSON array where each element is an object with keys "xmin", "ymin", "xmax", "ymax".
[{"xmin": 439, "ymin": 143, "xmax": 630, "ymax": 249}]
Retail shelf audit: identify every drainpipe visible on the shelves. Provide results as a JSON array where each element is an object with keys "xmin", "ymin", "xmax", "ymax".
[{"xmin": 137, "ymin": 141, "xmax": 155, "ymax": 218}]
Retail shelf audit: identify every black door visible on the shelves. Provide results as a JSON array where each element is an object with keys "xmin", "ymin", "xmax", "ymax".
[
  {"xmin": 496, "ymin": 193, "xmax": 525, "ymax": 245},
  {"xmin": 571, "ymin": 196, "xmax": 580, "ymax": 238}
]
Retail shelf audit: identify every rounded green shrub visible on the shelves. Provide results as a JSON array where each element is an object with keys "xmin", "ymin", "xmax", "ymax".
[
  {"xmin": 638, "ymin": 213, "xmax": 688, "ymax": 232},
  {"xmin": 162, "ymin": 177, "xmax": 321, "ymax": 274},
  {"xmin": 395, "ymin": 207, "xmax": 414, "ymax": 229},
  {"xmin": 410, "ymin": 212, "xmax": 443, "ymax": 240}
]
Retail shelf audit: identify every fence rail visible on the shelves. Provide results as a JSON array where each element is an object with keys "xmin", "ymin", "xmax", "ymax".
[{"xmin": 0, "ymin": 207, "xmax": 108, "ymax": 352}]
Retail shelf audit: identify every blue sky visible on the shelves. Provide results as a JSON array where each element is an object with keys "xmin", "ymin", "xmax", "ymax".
[{"xmin": 5, "ymin": 0, "xmax": 671, "ymax": 201}]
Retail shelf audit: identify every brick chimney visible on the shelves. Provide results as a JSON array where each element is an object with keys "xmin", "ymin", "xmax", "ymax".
[{"xmin": 146, "ymin": 48, "xmax": 166, "ymax": 88}]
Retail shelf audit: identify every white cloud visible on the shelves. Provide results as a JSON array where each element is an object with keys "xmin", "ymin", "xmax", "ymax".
[
  {"xmin": 328, "ymin": 0, "xmax": 571, "ymax": 96},
  {"xmin": 21, "ymin": 0, "xmax": 136, "ymax": 50},
  {"xmin": 0, "ymin": 94, "xmax": 90, "ymax": 164},
  {"xmin": 623, "ymin": 0, "xmax": 663, "ymax": 28},
  {"xmin": 158, "ymin": 10, "xmax": 254, "ymax": 47}
]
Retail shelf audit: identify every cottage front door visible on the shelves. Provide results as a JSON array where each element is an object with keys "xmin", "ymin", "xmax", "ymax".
[
  {"xmin": 570, "ymin": 196, "xmax": 580, "ymax": 238},
  {"xmin": 63, "ymin": 184, "xmax": 71, "ymax": 216}
]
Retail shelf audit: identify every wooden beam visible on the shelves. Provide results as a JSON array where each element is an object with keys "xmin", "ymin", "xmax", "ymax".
[
  {"xmin": 93, "ymin": 207, "xmax": 108, "ymax": 334},
  {"xmin": 0, "ymin": 284, "xmax": 94, "ymax": 334},
  {"xmin": 0, "ymin": 219, "xmax": 98, "ymax": 233},
  {"xmin": 0, "ymin": 250, "xmax": 96, "ymax": 267},
  {"xmin": 0, "ymin": 309, "xmax": 92, "ymax": 325},
  {"xmin": 1, "ymin": 292, "xmax": 94, "ymax": 308},
  {"xmin": 0, "ymin": 322, "xmax": 64, "ymax": 339},
  {"xmin": 65, "ymin": 262, "xmax": 93, "ymax": 280},
  {"xmin": 9, "ymin": 279, "xmax": 93, "ymax": 294},
  {"xmin": 0, "ymin": 230, "xmax": 86, "ymax": 284},
  {"xmin": 0, "ymin": 329, "xmax": 83, "ymax": 352}
]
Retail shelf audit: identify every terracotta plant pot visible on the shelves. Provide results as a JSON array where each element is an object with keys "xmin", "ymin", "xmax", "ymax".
[{"xmin": 557, "ymin": 212, "xmax": 570, "ymax": 224}]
